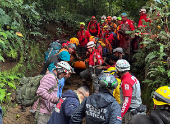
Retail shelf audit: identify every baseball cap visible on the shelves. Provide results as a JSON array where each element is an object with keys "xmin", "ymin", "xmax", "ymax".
[{"xmin": 113, "ymin": 47, "xmax": 123, "ymax": 53}]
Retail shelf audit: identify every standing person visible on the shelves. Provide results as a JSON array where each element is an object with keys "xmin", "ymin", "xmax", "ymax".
[
  {"xmin": 106, "ymin": 16, "xmax": 117, "ymax": 33},
  {"xmin": 129, "ymin": 86, "xmax": 170, "ymax": 124},
  {"xmin": 138, "ymin": 8, "xmax": 151, "ymax": 29},
  {"xmin": 118, "ymin": 13, "xmax": 135, "ymax": 57},
  {"xmin": 77, "ymin": 22, "xmax": 91, "ymax": 57},
  {"xmin": 116, "ymin": 17, "xmax": 122, "ymax": 44},
  {"xmin": 40, "ymin": 51, "xmax": 70, "ymax": 75},
  {"xmin": 80, "ymin": 41, "xmax": 104, "ymax": 90},
  {"xmin": 115, "ymin": 59, "xmax": 145, "ymax": 124},
  {"xmin": 32, "ymin": 61, "xmax": 71, "ymax": 124},
  {"xmin": 71, "ymin": 72, "xmax": 122, "ymax": 124},
  {"xmin": 47, "ymin": 86, "xmax": 89, "ymax": 124},
  {"xmin": 113, "ymin": 47, "xmax": 127, "ymax": 60},
  {"xmin": 87, "ymin": 16, "xmax": 100, "ymax": 37}
]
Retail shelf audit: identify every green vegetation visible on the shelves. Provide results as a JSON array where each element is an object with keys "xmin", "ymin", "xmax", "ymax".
[{"xmin": 0, "ymin": 0, "xmax": 170, "ymax": 115}]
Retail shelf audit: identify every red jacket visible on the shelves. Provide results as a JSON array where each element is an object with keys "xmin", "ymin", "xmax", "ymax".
[
  {"xmin": 77, "ymin": 30, "xmax": 91, "ymax": 47},
  {"xmin": 89, "ymin": 49, "xmax": 104, "ymax": 67},
  {"xmin": 87, "ymin": 21, "xmax": 100, "ymax": 35},
  {"xmin": 119, "ymin": 19, "xmax": 135, "ymax": 31},
  {"xmin": 138, "ymin": 14, "xmax": 151, "ymax": 28},
  {"xmin": 95, "ymin": 44, "xmax": 103, "ymax": 56},
  {"xmin": 107, "ymin": 33, "xmax": 114, "ymax": 45}
]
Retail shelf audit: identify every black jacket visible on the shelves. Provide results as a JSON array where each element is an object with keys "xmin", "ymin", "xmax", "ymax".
[
  {"xmin": 71, "ymin": 90, "xmax": 122, "ymax": 124},
  {"xmin": 40, "ymin": 54, "xmax": 59, "ymax": 75},
  {"xmin": 129, "ymin": 109, "xmax": 170, "ymax": 124},
  {"xmin": 47, "ymin": 90, "xmax": 80, "ymax": 124}
]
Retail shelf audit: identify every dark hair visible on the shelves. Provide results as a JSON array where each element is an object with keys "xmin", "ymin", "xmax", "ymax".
[{"xmin": 110, "ymin": 54, "xmax": 119, "ymax": 62}]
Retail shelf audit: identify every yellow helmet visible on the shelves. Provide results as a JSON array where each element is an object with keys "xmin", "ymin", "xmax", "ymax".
[
  {"xmin": 70, "ymin": 37, "xmax": 79, "ymax": 46},
  {"xmin": 105, "ymin": 67, "xmax": 117, "ymax": 75},
  {"xmin": 153, "ymin": 86, "xmax": 170, "ymax": 105}
]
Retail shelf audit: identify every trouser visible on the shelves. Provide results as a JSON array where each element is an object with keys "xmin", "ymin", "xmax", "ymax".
[
  {"xmin": 77, "ymin": 47, "xmax": 86, "ymax": 57},
  {"xmin": 119, "ymin": 35, "xmax": 131, "ymax": 57},
  {"xmin": 37, "ymin": 113, "xmax": 50, "ymax": 124}
]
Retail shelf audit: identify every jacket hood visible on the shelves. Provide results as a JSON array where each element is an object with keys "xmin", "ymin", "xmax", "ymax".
[
  {"xmin": 62, "ymin": 90, "xmax": 78, "ymax": 99},
  {"xmin": 90, "ymin": 90, "xmax": 116, "ymax": 109}
]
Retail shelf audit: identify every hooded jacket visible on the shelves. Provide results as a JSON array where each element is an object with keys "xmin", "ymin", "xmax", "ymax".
[
  {"xmin": 71, "ymin": 90, "xmax": 122, "ymax": 124},
  {"xmin": 47, "ymin": 90, "xmax": 80, "ymax": 124}
]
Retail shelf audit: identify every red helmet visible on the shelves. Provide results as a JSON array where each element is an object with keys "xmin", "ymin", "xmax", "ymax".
[{"xmin": 62, "ymin": 43, "xmax": 68, "ymax": 47}]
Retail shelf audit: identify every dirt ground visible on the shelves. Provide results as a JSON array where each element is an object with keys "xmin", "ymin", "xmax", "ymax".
[{"xmin": 3, "ymin": 71, "xmax": 87, "ymax": 124}]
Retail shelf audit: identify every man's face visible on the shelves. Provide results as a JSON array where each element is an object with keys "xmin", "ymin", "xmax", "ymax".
[
  {"xmin": 114, "ymin": 52, "xmax": 119, "ymax": 57},
  {"xmin": 107, "ymin": 19, "xmax": 111, "ymax": 23},
  {"xmin": 117, "ymin": 20, "xmax": 122, "ymax": 25},
  {"xmin": 79, "ymin": 91, "xmax": 89, "ymax": 102},
  {"xmin": 92, "ymin": 18, "xmax": 96, "ymax": 23},
  {"xmin": 64, "ymin": 73, "xmax": 71, "ymax": 79},
  {"xmin": 87, "ymin": 47, "xmax": 93, "ymax": 53},
  {"xmin": 80, "ymin": 25, "xmax": 85, "ymax": 30},
  {"xmin": 59, "ymin": 73, "xmax": 67, "ymax": 79},
  {"xmin": 122, "ymin": 16, "xmax": 127, "ymax": 22}
]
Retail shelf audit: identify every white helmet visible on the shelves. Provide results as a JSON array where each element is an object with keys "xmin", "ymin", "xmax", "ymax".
[
  {"xmin": 139, "ymin": 9, "xmax": 146, "ymax": 13},
  {"xmin": 87, "ymin": 41, "xmax": 95, "ymax": 48},
  {"xmin": 112, "ymin": 16, "xmax": 117, "ymax": 20},
  {"xmin": 115, "ymin": 59, "xmax": 130, "ymax": 72},
  {"xmin": 56, "ymin": 61, "xmax": 71, "ymax": 73},
  {"xmin": 101, "ymin": 15, "xmax": 106, "ymax": 20}
]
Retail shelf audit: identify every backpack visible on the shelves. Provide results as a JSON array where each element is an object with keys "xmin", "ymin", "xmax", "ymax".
[
  {"xmin": 15, "ymin": 73, "xmax": 58, "ymax": 107},
  {"xmin": 89, "ymin": 21, "xmax": 98, "ymax": 30},
  {"xmin": 45, "ymin": 42, "xmax": 61, "ymax": 62}
]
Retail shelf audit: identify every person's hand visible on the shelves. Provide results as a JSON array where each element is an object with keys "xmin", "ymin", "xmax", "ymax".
[
  {"xmin": 53, "ymin": 97, "xmax": 59, "ymax": 104},
  {"xmin": 94, "ymin": 58, "xmax": 97, "ymax": 63}
]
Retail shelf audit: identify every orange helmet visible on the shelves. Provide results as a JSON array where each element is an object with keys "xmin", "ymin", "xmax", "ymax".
[
  {"xmin": 107, "ymin": 16, "xmax": 112, "ymax": 21},
  {"xmin": 70, "ymin": 37, "xmax": 79, "ymax": 46}
]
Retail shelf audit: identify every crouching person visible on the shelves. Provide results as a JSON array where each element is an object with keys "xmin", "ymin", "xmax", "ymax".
[
  {"xmin": 47, "ymin": 86, "xmax": 89, "ymax": 124},
  {"xmin": 33, "ymin": 61, "xmax": 71, "ymax": 124},
  {"xmin": 71, "ymin": 72, "xmax": 122, "ymax": 124}
]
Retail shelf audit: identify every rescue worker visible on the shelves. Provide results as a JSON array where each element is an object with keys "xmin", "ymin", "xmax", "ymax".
[
  {"xmin": 116, "ymin": 17, "xmax": 122, "ymax": 44},
  {"xmin": 118, "ymin": 13, "xmax": 135, "ymax": 57},
  {"xmin": 129, "ymin": 86, "xmax": 170, "ymax": 124},
  {"xmin": 77, "ymin": 22, "xmax": 91, "ymax": 57},
  {"xmin": 106, "ymin": 16, "xmax": 117, "ymax": 33},
  {"xmin": 138, "ymin": 8, "xmax": 151, "ymax": 30},
  {"xmin": 71, "ymin": 72, "xmax": 122, "ymax": 124},
  {"xmin": 87, "ymin": 16, "xmax": 100, "ymax": 37},
  {"xmin": 112, "ymin": 16, "xmax": 117, "ymax": 24},
  {"xmin": 59, "ymin": 43, "xmax": 68, "ymax": 53},
  {"xmin": 47, "ymin": 86, "xmax": 89, "ymax": 124},
  {"xmin": 113, "ymin": 47, "xmax": 128, "ymax": 60},
  {"xmin": 68, "ymin": 43, "xmax": 78, "ymax": 67},
  {"xmin": 80, "ymin": 41, "xmax": 104, "ymax": 90},
  {"xmin": 40, "ymin": 51, "xmax": 70, "ymax": 75},
  {"xmin": 115, "ymin": 59, "xmax": 146, "ymax": 124}
]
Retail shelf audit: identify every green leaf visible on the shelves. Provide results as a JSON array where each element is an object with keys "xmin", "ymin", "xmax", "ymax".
[
  {"xmin": 167, "ymin": 70, "xmax": 170, "ymax": 77},
  {"xmin": 0, "ymin": 88, "xmax": 6, "ymax": 101},
  {"xmin": 7, "ymin": 82, "xmax": 16, "ymax": 89}
]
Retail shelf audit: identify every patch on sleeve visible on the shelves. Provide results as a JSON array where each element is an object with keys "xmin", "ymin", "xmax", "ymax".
[
  {"xmin": 125, "ymin": 84, "xmax": 129, "ymax": 90},
  {"xmin": 117, "ymin": 116, "xmax": 122, "ymax": 121},
  {"xmin": 55, "ymin": 97, "xmax": 66, "ymax": 113}
]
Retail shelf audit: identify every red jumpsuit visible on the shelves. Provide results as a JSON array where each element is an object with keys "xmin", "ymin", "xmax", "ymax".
[
  {"xmin": 77, "ymin": 30, "xmax": 91, "ymax": 47},
  {"xmin": 87, "ymin": 21, "xmax": 100, "ymax": 36},
  {"xmin": 89, "ymin": 49, "xmax": 104, "ymax": 67},
  {"xmin": 119, "ymin": 19, "xmax": 135, "ymax": 55},
  {"xmin": 138, "ymin": 14, "xmax": 151, "ymax": 28}
]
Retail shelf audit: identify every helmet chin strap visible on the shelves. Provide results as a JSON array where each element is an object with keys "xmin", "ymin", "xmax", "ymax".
[{"xmin": 57, "ymin": 72, "xmax": 65, "ymax": 79}]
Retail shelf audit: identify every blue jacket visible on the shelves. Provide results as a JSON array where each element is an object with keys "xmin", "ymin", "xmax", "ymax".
[
  {"xmin": 71, "ymin": 90, "xmax": 122, "ymax": 124},
  {"xmin": 48, "ymin": 90, "xmax": 80, "ymax": 124},
  {"xmin": 57, "ymin": 77, "xmax": 65, "ymax": 97},
  {"xmin": 0, "ymin": 106, "xmax": 2, "ymax": 124}
]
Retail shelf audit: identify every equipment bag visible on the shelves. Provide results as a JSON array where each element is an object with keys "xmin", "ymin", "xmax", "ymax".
[
  {"xmin": 15, "ymin": 73, "xmax": 58, "ymax": 107},
  {"xmin": 45, "ymin": 41, "xmax": 61, "ymax": 62}
]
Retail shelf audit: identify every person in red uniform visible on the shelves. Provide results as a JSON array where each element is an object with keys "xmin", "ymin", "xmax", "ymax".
[
  {"xmin": 138, "ymin": 9, "xmax": 151, "ymax": 28},
  {"xmin": 80, "ymin": 41, "xmax": 104, "ymax": 90},
  {"xmin": 118, "ymin": 13, "xmax": 135, "ymax": 57},
  {"xmin": 87, "ymin": 16, "xmax": 100, "ymax": 37},
  {"xmin": 77, "ymin": 22, "xmax": 91, "ymax": 57},
  {"xmin": 115, "ymin": 59, "xmax": 145, "ymax": 124}
]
